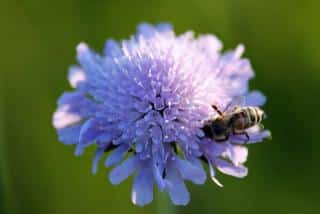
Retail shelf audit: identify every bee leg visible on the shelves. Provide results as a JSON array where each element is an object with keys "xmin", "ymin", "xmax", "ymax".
[
  {"xmin": 212, "ymin": 105, "xmax": 223, "ymax": 116},
  {"xmin": 244, "ymin": 132, "xmax": 250, "ymax": 144},
  {"xmin": 234, "ymin": 131, "xmax": 250, "ymax": 144}
]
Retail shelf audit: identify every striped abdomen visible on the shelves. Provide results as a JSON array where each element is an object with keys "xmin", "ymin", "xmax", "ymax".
[
  {"xmin": 244, "ymin": 107, "xmax": 264, "ymax": 127},
  {"xmin": 231, "ymin": 107, "xmax": 265, "ymax": 131}
]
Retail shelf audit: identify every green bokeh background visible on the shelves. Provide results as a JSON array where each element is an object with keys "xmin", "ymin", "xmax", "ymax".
[{"xmin": 1, "ymin": 0, "xmax": 320, "ymax": 213}]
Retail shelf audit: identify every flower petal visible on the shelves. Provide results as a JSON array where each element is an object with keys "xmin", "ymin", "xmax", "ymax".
[
  {"xmin": 74, "ymin": 143, "xmax": 85, "ymax": 156},
  {"xmin": 231, "ymin": 130, "xmax": 271, "ymax": 144},
  {"xmin": 196, "ymin": 34, "xmax": 222, "ymax": 57},
  {"xmin": 105, "ymin": 144, "xmax": 130, "ymax": 167},
  {"xmin": 246, "ymin": 90, "xmax": 266, "ymax": 106},
  {"xmin": 57, "ymin": 124, "xmax": 82, "ymax": 145},
  {"xmin": 174, "ymin": 157, "xmax": 206, "ymax": 185},
  {"xmin": 152, "ymin": 165, "xmax": 166, "ymax": 191},
  {"xmin": 215, "ymin": 159, "xmax": 248, "ymax": 178},
  {"xmin": 104, "ymin": 39, "xmax": 122, "ymax": 58},
  {"xmin": 136, "ymin": 23, "xmax": 157, "ymax": 38},
  {"xmin": 79, "ymin": 118, "xmax": 104, "ymax": 146},
  {"xmin": 53, "ymin": 92, "xmax": 97, "ymax": 129},
  {"xmin": 227, "ymin": 144, "xmax": 248, "ymax": 165},
  {"xmin": 53, "ymin": 105, "xmax": 82, "ymax": 129},
  {"xmin": 109, "ymin": 156, "xmax": 139, "ymax": 185},
  {"xmin": 155, "ymin": 23, "xmax": 173, "ymax": 33},
  {"xmin": 165, "ymin": 163, "xmax": 190, "ymax": 206},
  {"xmin": 92, "ymin": 146, "xmax": 107, "ymax": 174},
  {"xmin": 76, "ymin": 43, "xmax": 107, "ymax": 86},
  {"xmin": 131, "ymin": 165, "xmax": 154, "ymax": 206},
  {"xmin": 68, "ymin": 66, "xmax": 86, "ymax": 88},
  {"xmin": 150, "ymin": 125, "xmax": 163, "ymax": 144}
]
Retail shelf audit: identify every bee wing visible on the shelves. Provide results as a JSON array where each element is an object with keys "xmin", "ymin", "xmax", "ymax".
[{"xmin": 223, "ymin": 96, "xmax": 245, "ymax": 113}]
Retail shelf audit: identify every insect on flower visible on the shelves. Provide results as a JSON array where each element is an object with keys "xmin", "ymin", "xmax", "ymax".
[
  {"xmin": 53, "ymin": 23, "xmax": 271, "ymax": 206},
  {"xmin": 202, "ymin": 96, "xmax": 266, "ymax": 142}
]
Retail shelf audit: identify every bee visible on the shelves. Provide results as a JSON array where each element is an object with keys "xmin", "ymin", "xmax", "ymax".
[{"xmin": 202, "ymin": 96, "xmax": 265, "ymax": 142}]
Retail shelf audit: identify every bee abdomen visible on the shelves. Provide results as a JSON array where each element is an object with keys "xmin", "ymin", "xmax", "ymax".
[{"xmin": 245, "ymin": 107, "xmax": 264, "ymax": 126}]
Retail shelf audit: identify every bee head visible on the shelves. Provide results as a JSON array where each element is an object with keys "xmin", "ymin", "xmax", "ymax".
[{"xmin": 212, "ymin": 121, "xmax": 229, "ymax": 135}]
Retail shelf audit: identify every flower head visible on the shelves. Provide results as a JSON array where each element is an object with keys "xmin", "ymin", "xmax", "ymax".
[{"xmin": 53, "ymin": 23, "xmax": 271, "ymax": 206}]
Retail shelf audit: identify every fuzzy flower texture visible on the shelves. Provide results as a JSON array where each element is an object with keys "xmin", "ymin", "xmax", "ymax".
[{"xmin": 53, "ymin": 23, "xmax": 271, "ymax": 206}]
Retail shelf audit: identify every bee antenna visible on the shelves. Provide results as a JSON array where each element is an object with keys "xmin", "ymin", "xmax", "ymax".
[{"xmin": 211, "ymin": 105, "xmax": 223, "ymax": 116}]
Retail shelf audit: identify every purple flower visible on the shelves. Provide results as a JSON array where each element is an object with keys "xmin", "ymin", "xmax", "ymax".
[{"xmin": 53, "ymin": 23, "xmax": 271, "ymax": 206}]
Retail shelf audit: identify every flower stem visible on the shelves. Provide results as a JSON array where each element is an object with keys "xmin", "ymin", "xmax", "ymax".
[{"xmin": 157, "ymin": 191, "xmax": 175, "ymax": 214}]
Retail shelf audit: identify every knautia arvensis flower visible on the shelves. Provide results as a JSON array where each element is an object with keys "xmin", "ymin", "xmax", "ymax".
[{"xmin": 53, "ymin": 23, "xmax": 271, "ymax": 206}]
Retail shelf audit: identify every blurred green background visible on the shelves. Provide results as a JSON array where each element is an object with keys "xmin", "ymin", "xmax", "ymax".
[{"xmin": 1, "ymin": 0, "xmax": 320, "ymax": 213}]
